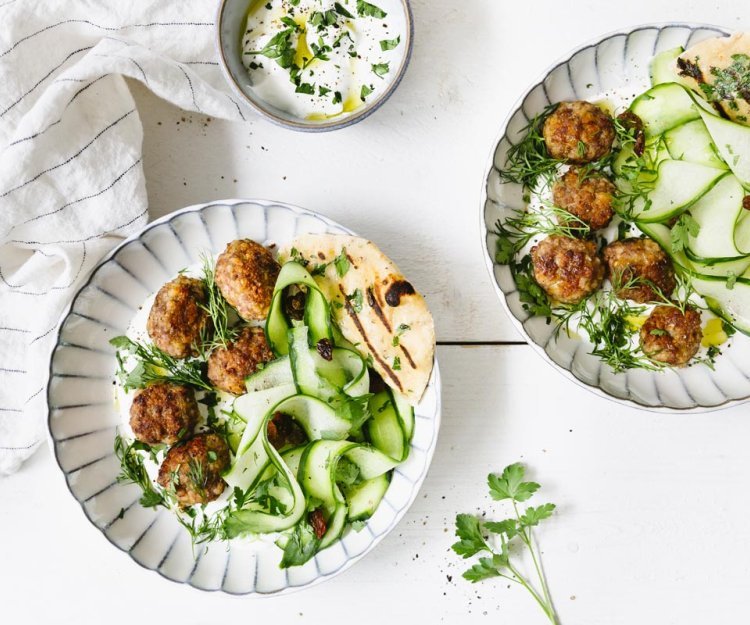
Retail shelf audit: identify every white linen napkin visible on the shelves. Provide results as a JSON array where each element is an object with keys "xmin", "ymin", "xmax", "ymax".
[{"xmin": 0, "ymin": 0, "xmax": 250, "ymax": 474}]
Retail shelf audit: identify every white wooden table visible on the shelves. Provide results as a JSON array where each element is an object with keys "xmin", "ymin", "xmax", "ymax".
[{"xmin": 2, "ymin": 2, "xmax": 750, "ymax": 623}]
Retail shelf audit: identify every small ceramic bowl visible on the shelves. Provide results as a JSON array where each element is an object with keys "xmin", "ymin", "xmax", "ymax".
[{"xmin": 215, "ymin": 0, "xmax": 414, "ymax": 132}]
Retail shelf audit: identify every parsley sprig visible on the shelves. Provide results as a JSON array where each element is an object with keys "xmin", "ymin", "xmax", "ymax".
[{"xmin": 452, "ymin": 463, "xmax": 559, "ymax": 624}]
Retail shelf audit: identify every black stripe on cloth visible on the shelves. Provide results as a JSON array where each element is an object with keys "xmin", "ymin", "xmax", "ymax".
[
  {"xmin": 30, "ymin": 325, "xmax": 57, "ymax": 343},
  {"xmin": 0, "ymin": 368, "xmax": 26, "ymax": 374},
  {"xmin": 23, "ymin": 157, "xmax": 141, "ymax": 224},
  {"xmin": 25, "ymin": 386, "xmax": 44, "ymax": 403},
  {"xmin": 227, "ymin": 94, "xmax": 247, "ymax": 121},
  {"xmin": 0, "ymin": 19, "xmax": 213, "ymax": 59},
  {"xmin": 0, "ymin": 442, "xmax": 39, "ymax": 451},
  {"xmin": 0, "ymin": 407, "xmax": 22, "ymax": 413},
  {"xmin": 0, "ymin": 242, "xmax": 86, "ymax": 292},
  {"xmin": 11, "ymin": 208, "xmax": 147, "ymax": 245},
  {"xmin": 179, "ymin": 66, "xmax": 202, "ymax": 112},
  {"xmin": 0, "ymin": 326, "xmax": 29, "ymax": 333},
  {"xmin": 8, "ymin": 74, "xmax": 109, "ymax": 146},
  {"xmin": 0, "ymin": 46, "xmax": 93, "ymax": 118},
  {"xmin": 182, "ymin": 60, "xmax": 219, "ymax": 66},
  {"xmin": 2, "ymin": 108, "xmax": 136, "ymax": 198}
]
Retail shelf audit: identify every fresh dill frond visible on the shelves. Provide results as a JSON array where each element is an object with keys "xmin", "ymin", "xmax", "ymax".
[
  {"xmin": 110, "ymin": 335, "xmax": 211, "ymax": 391},
  {"xmin": 494, "ymin": 203, "xmax": 590, "ymax": 265},
  {"xmin": 198, "ymin": 254, "xmax": 239, "ymax": 355},
  {"xmin": 498, "ymin": 104, "xmax": 562, "ymax": 190},
  {"xmin": 114, "ymin": 433, "xmax": 167, "ymax": 509}
]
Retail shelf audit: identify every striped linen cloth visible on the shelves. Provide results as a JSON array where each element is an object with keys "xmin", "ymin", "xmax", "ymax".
[{"xmin": 0, "ymin": 0, "xmax": 250, "ymax": 474}]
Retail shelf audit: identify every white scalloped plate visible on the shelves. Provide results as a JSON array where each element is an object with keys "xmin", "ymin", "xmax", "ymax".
[
  {"xmin": 481, "ymin": 23, "xmax": 750, "ymax": 412},
  {"xmin": 47, "ymin": 199, "xmax": 441, "ymax": 594}
]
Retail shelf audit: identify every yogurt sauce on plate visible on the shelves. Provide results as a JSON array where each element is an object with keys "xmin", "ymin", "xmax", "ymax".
[{"xmin": 241, "ymin": 0, "xmax": 406, "ymax": 120}]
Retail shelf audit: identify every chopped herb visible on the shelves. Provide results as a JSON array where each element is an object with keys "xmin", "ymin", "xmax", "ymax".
[
  {"xmin": 357, "ymin": 0, "xmax": 387, "ymax": 18},
  {"xmin": 333, "ymin": 248, "xmax": 351, "ymax": 277},
  {"xmin": 670, "ymin": 213, "xmax": 700, "ymax": 253},
  {"xmin": 371, "ymin": 62, "xmax": 390, "ymax": 78},
  {"xmin": 360, "ymin": 84, "xmax": 374, "ymax": 101},
  {"xmin": 392, "ymin": 355, "xmax": 401, "ymax": 371},
  {"xmin": 346, "ymin": 288, "xmax": 364, "ymax": 313},
  {"xmin": 380, "ymin": 35, "xmax": 401, "ymax": 51},
  {"xmin": 334, "ymin": 2, "xmax": 354, "ymax": 18}
]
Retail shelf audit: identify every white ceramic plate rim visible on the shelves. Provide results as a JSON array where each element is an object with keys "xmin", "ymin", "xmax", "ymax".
[
  {"xmin": 46, "ymin": 198, "xmax": 442, "ymax": 595},
  {"xmin": 478, "ymin": 22, "xmax": 750, "ymax": 414}
]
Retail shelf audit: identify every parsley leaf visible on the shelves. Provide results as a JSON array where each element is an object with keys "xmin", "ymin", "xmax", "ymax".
[
  {"xmin": 452, "ymin": 514, "xmax": 488, "ymax": 558},
  {"xmin": 277, "ymin": 522, "xmax": 320, "ymax": 568},
  {"xmin": 360, "ymin": 84, "xmax": 374, "ymax": 101},
  {"xmin": 372, "ymin": 62, "xmax": 390, "ymax": 78},
  {"xmin": 670, "ymin": 213, "xmax": 700, "ymax": 253},
  {"xmin": 357, "ymin": 0, "xmax": 387, "ymax": 18},
  {"xmin": 334, "ymin": 248, "xmax": 350, "ymax": 277},
  {"xmin": 488, "ymin": 462, "xmax": 539, "ymax": 502},
  {"xmin": 380, "ymin": 35, "xmax": 401, "ymax": 51}
]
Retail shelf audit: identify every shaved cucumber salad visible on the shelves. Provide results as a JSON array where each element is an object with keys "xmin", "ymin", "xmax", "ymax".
[
  {"xmin": 494, "ymin": 44, "xmax": 750, "ymax": 372},
  {"xmin": 113, "ymin": 259, "xmax": 414, "ymax": 568},
  {"xmin": 620, "ymin": 47, "xmax": 750, "ymax": 334}
]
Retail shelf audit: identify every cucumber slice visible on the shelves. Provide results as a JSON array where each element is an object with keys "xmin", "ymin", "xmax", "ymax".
[
  {"xmin": 687, "ymin": 173, "xmax": 744, "ymax": 259},
  {"xmin": 664, "ymin": 119, "xmax": 727, "ymax": 170},
  {"xmin": 345, "ymin": 473, "xmax": 390, "ymax": 522},
  {"xmin": 345, "ymin": 444, "xmax": 399, "ymax": 480},
  {"xmin": 698, "ymin": 108, "xmax": 750, "ymax": 189},
  {"xmin": 649, "ymin": 46, "xmax": 684, "ymax": 86},
  {"xmin": 233, "ymin": 383, "xmax": 297, "ymax": 428},
  {"xmin": 320, "ymin": 503, "xmax": 348, "ymax": 549},
  {"xmin": 735, "ymin": 212, "xmax": 750, "ymax": 254},
  {"xmin": 367, "ymin": 391, "xmax": 407, "ymax": 462},
  {"xmin": 389, "ymin": 388, "xmax": 415, "ymax": 442},
  {"xmin": 628, "ymin": 159, "xmax": 725, "ymax": 222},
  {"xmin": 273, "ymin": 394, "xmax": 351, "ymax": 441},
  {"xmin": 289, "ymin": 325, "xmax": 339, "ymax": 401},
  {"xmin": 281, "ymin": 445, "xmax": 306, "ymax": 478},
  {"xmin": 690, "ymin": 273, "xmax": 750, "ymax": 335},
  {"xmin": 245, "ymin": 356, "xmax": 293, "ymax": 392},
  {"xmin": 630, "ymin": 83, "xmax": 709, "ymax": 137},
  {"xmin": 265, "ymin": 262, "xmax": 334, "ymax": 356},
  {"xmin": 298, "ymin": 440, "xmax": 357, "ymax": 507}
]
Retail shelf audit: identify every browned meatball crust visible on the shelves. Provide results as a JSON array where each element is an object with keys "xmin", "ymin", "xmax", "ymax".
[
  {"xmin": 129, "ymin": 383, "xmax": 199, "ymax": 446},
  {"xmin": 640, "ymin": 305, "xmax": 702, "ymax": 366},
  {"xmin": 157, "ymin": 433, "xmax": 230, "ymax": 507},
  {"xmin": 215, "ymin": 239, "xmax": 280, "ymax": 321},
  {"xmin": 147, "ymin": 275, "xmax": 210, "ymax": 359},
  {"xmin": 543, "ymin": 101, "xmax": 615, "ymax": 163},
  {"xmin": 603, "ymin": 238, "xmax": 676, "ymax": 303},
  {"xmin": 207, "ymin": 326, "xmax": 274, "ymax": 395},
  {"xmin": 530, "ymin": 235, "xmax": 605, "ymax": 304},
  {"xmin": 552, "ymin": 168, "xmax": 616, "ymax": 231}
]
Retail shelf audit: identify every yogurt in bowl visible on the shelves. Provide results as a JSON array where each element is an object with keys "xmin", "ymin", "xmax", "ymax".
[{"xmin": 217, "ymin": 0, "xmax": 413, "ymax": 131}]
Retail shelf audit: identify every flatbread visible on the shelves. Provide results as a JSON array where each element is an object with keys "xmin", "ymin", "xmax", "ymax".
[
  {"xmin": 677, "ymin": 33, "xmax": 750, "ymax": 124},
  {"xmin": 280, "ymin": 234, "xmax": 435, "ymax": 405}
]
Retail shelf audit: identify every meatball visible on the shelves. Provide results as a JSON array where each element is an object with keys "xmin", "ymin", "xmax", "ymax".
[
  {"xmin": 129, "ymin": 382, "xmax": 199, "ymax": 446},
  {"xmin": 207, "ymin": 326, "xmax": 274, "ymax": 395},
  {"xmin": 530, "ymin": 235, "xmax": 605, "ymax": 304},
  {"xmin": 640, "ymin": 305, "xmax": 702, "ymax": 366},
  {"xmin": 603, "ymin": 238, "xmax": 676, "ymax": 303},
  {"xmin": 147, "ymin": 275, "xmax": 210, "ymax": 359},
  {"xmin": 157, "ymin": 433, "xmax": 230, "ymax": 507},
  {"xmin": 215, "ymin": 239, "xmax": 280, "ymax": 321},
  {"xmin": 543, "ymin": 101, "xmax": 615, "ymax": 163},
  {"xmin": 552, "ymin": 168, "xmax": 616, "ymax": 231}
]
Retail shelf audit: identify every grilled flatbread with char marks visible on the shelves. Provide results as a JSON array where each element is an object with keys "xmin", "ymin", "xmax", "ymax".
[
  {"xmin": 280, "ymin": 234, "xmax": 435, "ymax": 405},
  {"xmin": 677, "ymin": 33, "xmax": 750, "ymax": 124}
]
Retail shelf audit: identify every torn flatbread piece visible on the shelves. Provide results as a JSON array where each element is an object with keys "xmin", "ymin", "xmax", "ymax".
[
  {"xmin": 280, "ymin": 234, "xmax": 435, "ymax": 405},
  {"xmin": 677, "ymin": 32, "xmax": 750, "ymax": 124}
]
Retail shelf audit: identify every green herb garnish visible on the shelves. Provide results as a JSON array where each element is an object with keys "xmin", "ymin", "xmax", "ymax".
[
  {"xmin": 380, "ymin": 35, "xmax": 400, "ymax": 51},
  {"xmin": 357, "ymin": 0, "xmax": 387, "ymax": 18},
  {"xmin": 453, "ymin": 462, "xmax": 558, "ymax": 624}
]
